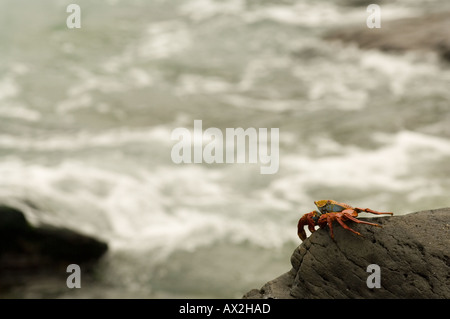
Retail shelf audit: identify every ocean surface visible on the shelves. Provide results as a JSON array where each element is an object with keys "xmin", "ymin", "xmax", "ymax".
[{"xmin": 1, "ymin": 0, "xmax": 449, "ymax": 298}]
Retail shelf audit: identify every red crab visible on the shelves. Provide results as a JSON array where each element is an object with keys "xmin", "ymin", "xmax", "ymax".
[{"xmin": 297, "ymin": 200, "xmax": 393, "ymax": 241}]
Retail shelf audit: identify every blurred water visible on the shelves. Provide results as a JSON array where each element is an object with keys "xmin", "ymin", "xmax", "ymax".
[{"xmin": 0, "ymin": 0, "xmax": 449, "ymax": 298}]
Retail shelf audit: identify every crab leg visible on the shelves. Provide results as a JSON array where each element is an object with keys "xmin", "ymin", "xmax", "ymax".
[
  {"xmin": 325, "ymin": 214, "xmax": 335, "ymax": 239},
  {"xmin": 354, "ymin": 207, "xmax": 393, "ymax": 215},
  {"xmin": 306, "ymin": 214, "xmax": 316, "ymax": 234},
  {"xmin": 344, "ymin": 213, "xmax": 383, "ymax": 228},
  {"xmin": 335, "ymin": 215, "xmax": 363, "ymax": 237}
]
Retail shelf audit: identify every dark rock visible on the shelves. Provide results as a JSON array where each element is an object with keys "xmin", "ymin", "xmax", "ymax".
[
  {"xmin": 243, "ymin": 208, "xmax": 450, "ymax": 299},
  {"xmin": 0, "ymin": 205, "xmax": 108, "ymax": 288},
  {"xmin": 0, "ymin": 206, "xmax": 30, "ymax": 233},
  {"xmin": 324, "ymin": 12, "xmax": 450, "ymax": 62}
]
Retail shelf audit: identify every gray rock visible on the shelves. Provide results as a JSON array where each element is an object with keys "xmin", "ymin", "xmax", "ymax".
[
  {"xmin": 324, "ymin": 12, "xmax": 450, "ymax": 62},
  {"xmin": 243, "ymin": 208, "xmax": 450, "ymax": 299}
]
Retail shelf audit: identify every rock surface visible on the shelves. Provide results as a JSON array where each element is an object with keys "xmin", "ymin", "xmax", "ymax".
[
  {"xmin": 244, "ymin": 208, "xmax": 450, "ymax": 299},
  {"xmin": 324, "ymin": 12, "xmax": 450, "ymax": 62},
  {"xmin": 0, "ymin": 205, "xmax": 108, "ymax": 290}
]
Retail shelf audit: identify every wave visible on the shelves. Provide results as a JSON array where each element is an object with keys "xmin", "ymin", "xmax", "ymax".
[
  {"xmin": 179, "ymin": 0, "xmax": 422, "ymax": 27},
  {"xmin": 270, "ymin": 130, "xmax": 450, "ymax": 213},
  {"xmin": 1, "ymin": 128, "xmax": 448, "ymax": 263},
  {"xmin": 0, "ymin": 158, "xmax": 296, "ymax": 259}
]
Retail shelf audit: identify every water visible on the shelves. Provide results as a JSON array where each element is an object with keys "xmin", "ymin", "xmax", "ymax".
[{"xmin": 1, "ymin": 0, "xmax": 449, "ymax": 298}]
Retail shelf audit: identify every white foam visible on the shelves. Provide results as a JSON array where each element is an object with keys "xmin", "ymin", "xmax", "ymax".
[
  {"xmin": 179, "ymin": 0, "xmax": 244, "ymax": 21},
  {"xmin": 0, "ymin": 71, "xmax": 41, "ymax": 122},
  {"xmin": 373, "ymin": 131, "xmax": 450, "ymax": 156},
  {"xmin": 221, "ymin": 94, "xmax": 298, "ymax": 112},
  {"xmin": 100, "ymin": 20, "xmax": 190, "ymax": 73},
  {"xmin": 176, "ymin": 74, "xmax": 234, "ymax": 96},
  {"xmin": 0, "ymin": 126, "xmax": 173, "ymax": 151},
  {"xmin": 243, "ymin": 3, "xmax": 346, "ymax": 27},
  {"xmin": 242, "ymin": 2, "xmax": 421, "ymax": 27},
  {"xmin": 0, "ymin": 102, "xmax": 41, "ymax": 122},
  {"xmin": 137, "ymin": 20, "xmax": 191, "ymax": 60},
  {"xmin": 0, "ymin": 76, "xmax": 19, "ymax": 101},
  {"xmin": 359, "ymin": 50, "xmax": 442, "ymax": 96},
  {"xmin": 271, "ymin": 131, "xmax": 450, "ymax": 208}
]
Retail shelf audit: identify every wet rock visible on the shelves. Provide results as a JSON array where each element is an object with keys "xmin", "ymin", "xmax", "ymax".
[
  {"xmin": 324, "ymin": 12, "xmax": 450, "ymax": 62},
  {"xmin": 243, "ymin": 208, "xmax": 450, "ymax": 299},
  {"xmin": 0, "ymin": 205, "xmax": 108, "ymax": 289}
]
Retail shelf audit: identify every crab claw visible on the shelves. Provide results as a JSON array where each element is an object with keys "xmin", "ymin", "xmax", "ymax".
[
  {"xmin": 297, "ymin": 216, "xmax": 308, "ymax": 241},
  {"xmin": 297, "ymin": 211, "xmax": 318, "ymax": 241}
]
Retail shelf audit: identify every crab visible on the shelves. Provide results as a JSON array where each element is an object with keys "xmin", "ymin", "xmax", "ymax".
[{"xmin": 297, "ymin": 200, "xmax": 393, "ymax": 241}]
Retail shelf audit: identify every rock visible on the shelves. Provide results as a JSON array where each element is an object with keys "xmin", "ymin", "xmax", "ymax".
[
  {"xmin": 0, "ymin": 205, "xmax": 108, "ymax": 289},
  {"xmin": 243, "ymin": 208, "xmax": 450, "ymax": 299},
  {"xmin": 324, "ymin": 12, "xmax": 450, "ymax": 62}
]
